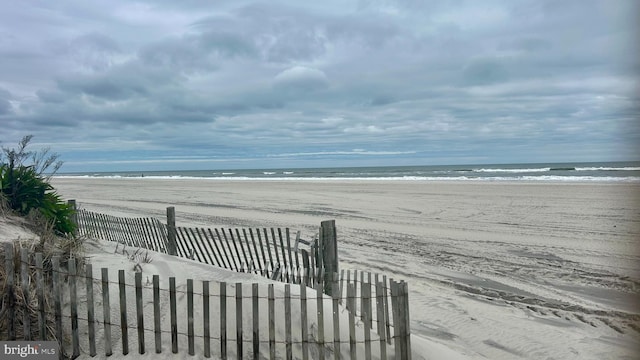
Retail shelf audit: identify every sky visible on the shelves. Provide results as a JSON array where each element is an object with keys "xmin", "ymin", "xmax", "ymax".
[{"xmin": 1, "ymin": 0, "xmax": 639, "ymax": 172}]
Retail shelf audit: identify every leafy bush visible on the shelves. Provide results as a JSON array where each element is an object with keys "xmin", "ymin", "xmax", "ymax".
[{"xmin": 0, "ymin": 135, "xmax": 76, "ymax": 235}]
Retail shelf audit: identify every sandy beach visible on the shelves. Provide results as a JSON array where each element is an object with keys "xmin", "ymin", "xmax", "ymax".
[{"xmin": 51, "ymin": 178, "xmax": 640, "ymax": 359}]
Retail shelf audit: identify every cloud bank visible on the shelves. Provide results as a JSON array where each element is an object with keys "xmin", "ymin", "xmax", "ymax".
[{"xmin": 0, "ymin": 0, "xmax": 638, "ymax": 171}]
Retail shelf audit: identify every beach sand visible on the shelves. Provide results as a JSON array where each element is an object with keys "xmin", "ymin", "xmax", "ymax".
[{"xmin": 51, "ymin": 178, "xmax": 640, "ymax": 359}]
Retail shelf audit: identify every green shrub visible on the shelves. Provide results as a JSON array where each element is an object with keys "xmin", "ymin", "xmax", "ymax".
[{"xmin": 0, "ymin": 135, "xmax": 76, "ymax": 235}]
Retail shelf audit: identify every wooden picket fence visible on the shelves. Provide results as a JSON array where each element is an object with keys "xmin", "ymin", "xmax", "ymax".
[
  {"xmin": 75, "ymin": 208, "xmax": 168, "ymax": 252},
  {"xmin": 1, "ymin": 243, "xmax": 412, "ymax": 359},
  {"xmin": 75, "ymin": 208, "xmax": 326, "ymax": 285}
]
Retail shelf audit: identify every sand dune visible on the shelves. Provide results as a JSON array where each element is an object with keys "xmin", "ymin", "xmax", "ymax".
[{"xmin": 51, "ymin": 178, "xmax": 640, "ymax": 359}]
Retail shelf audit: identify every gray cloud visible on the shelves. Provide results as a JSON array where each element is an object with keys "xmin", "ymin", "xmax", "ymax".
[{"xmin": 0, "ymin": 0, "xmax": 637, "ymax": 171}]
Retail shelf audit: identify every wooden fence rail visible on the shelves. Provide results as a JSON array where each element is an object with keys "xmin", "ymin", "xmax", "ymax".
[{"xmin": 1, "ymin": 243, "xmax": 412, "ymax": 359}]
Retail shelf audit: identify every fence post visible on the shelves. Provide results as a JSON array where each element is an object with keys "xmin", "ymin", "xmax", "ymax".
[
  {"xmin": 319, "ymin": 220, "xmax": 338, "ymax": 297},
  {"xmin": 67, "ymin": 199, "xmax": 78, "ymax": 236},
  {"xmin": 166, "ymin": 206, "xmax": 178, "ymax": 256}
]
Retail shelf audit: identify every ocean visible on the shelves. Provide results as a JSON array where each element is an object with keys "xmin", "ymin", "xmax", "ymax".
[{"xmin": 58, "ymin": 161, "xmax": 640, "ymax": 182}]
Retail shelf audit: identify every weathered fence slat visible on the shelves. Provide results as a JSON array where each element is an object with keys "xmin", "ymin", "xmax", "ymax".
[
  {"xmin": 293, "ymin": 231, "xmax": 300, "ymax": 273},
  {"xmin": 347, "ymin": 283, "xmax": 357, "ymax": 360},
  {"xmin": 5, "ymin": 243, "xmax": 16, "ymax": 340},
  {"xmin": 262, "ymin": 229, "xmax": 274, "ymax": 274},
  {"xmin": 277, "ymin": 228, "xmax": 287, "ymax": 280},
  {"xmin": 136, "ymin": 272, "xmax": 145, "ymax": 354},
  {"xmin": 170, "ymin": 277, "xmax": 178, "ymax": 353},
  {"xmin": 252, "ymin": 283, "xmax": 259, "ymax": 360},
  {"xmin": 20, "ymin": 248, "xmax": 30, "ymax": 341},
  {"xmin": 301, "ymin": 249, "xmax": 310, "ymax": 286},
  {"xmin": 119, "ymin": 269, "xmax": 129, "ymax": 355},
  {"xmin": 236, "ymin": 283, "xmax": 244, "ymax": 359},
  {"xmin": 102, "ymin": 267, "xmax": 113, "ymax": 356},
  {"xmin": 309, "ymin": 248, "xmax": 316, "ymax": 287},
  {"xmin": 86, "ymin": 264, "xmax": 97, "ymax": 356},
  {"xmin": 376, "ymin": 275, "xmax": 388, "ymax": 359},
  {"xmin": 285, "ymin": 229, "xmax": 294, "ymax": 282},
  {"xmin": 268, "ymin": 284, "xmax": 276, "ymax": 360},
  {"xmin": 187, "ymin": 279, "xmax": 195, "ymax": 356},
  {"xmin": 340, "ymin": 269, "xmax": 345, "ymax": 304},
  {"xmin": 35, "ymin": 253, "xmax": 46, "ymax": 341},
  {"xmin": 285, "ymin": 284, "xmax": 292, "ymax": 360},
  {"xmin": 203, "ymin": 281, "xmax": 211, "ymax": 358},
  {"xmin": 360, "ymin": 271, "xmax": 366, "ymax": 324},
  {"xmin": 52, "ymin": 257, "xmax": 62, "ymax": 350},
  {"xmin": 220, "ymin": 282, "xmax": 227, "ymax": 358},
  {"xmin": 363, "ymin": 285, "xmax": 372, "ymax": 360},
  {"xmin": 255, "ymin": 229, "xmax": 268, "ymax": 276},
  {"xmin": 403, "ymin": 281, "xmax": 412, "ymax": 360},
  {"xmin": 153, "ymin": 275, "xmax": 161, "ymax": 353},
  {"xmin": 390, "ymin": 280, "xmax": 403, "ymax": 359},
  {"xmin": 333, "ymin": 282, "xmax": 341, "ymax": 359},
  {"xmin": 316, "ymin": 280, "xmax": 325, "ymax": 359},
  {"xmin": 271, "ymin": 228, "xmax": 281, "ymax": 273},
  {"xmin": 299, "ymin": 283, "xmax": 309, "ymax": 360},
  {"xmin": 383, "ymin": 275, "xmax": 391, "ymax": 344}
]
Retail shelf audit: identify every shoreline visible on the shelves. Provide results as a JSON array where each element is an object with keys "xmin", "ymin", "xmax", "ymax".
[{"xmin": 54, "ymin": 175, "xmax": 640, "ymax": 184}]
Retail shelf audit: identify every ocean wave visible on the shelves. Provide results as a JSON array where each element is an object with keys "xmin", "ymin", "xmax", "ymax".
[
  {"xmin": 470, "ymin": 168, "xmax": 551, "ymax": 173},
  {"xmin": 575, "ymin": 167, "xmax": 640, "ymax": 171},
  {"xmin": 54, "ymin": 175, "xmax": 640, "ymax": 182}
]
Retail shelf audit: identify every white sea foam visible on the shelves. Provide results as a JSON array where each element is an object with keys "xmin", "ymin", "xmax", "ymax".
[
  {"xmin": 55, "ymin": 175, "xmax": 639, "ymax": 182},
  {"xmin": 471, "ymin": 168, "xmax": 551, "ymax": 173},
  {"xmin": 575, "ymin": 167, "xmax": 640, "ymax": 171},
  {"xmin": 53, "ymin": 163, "xmax": 640, "ymax": 182}
]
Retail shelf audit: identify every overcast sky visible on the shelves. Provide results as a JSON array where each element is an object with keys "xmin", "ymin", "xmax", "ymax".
[{"xmin": 1, "ymin": 0, "xmax": 638, "ymax": 172}]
